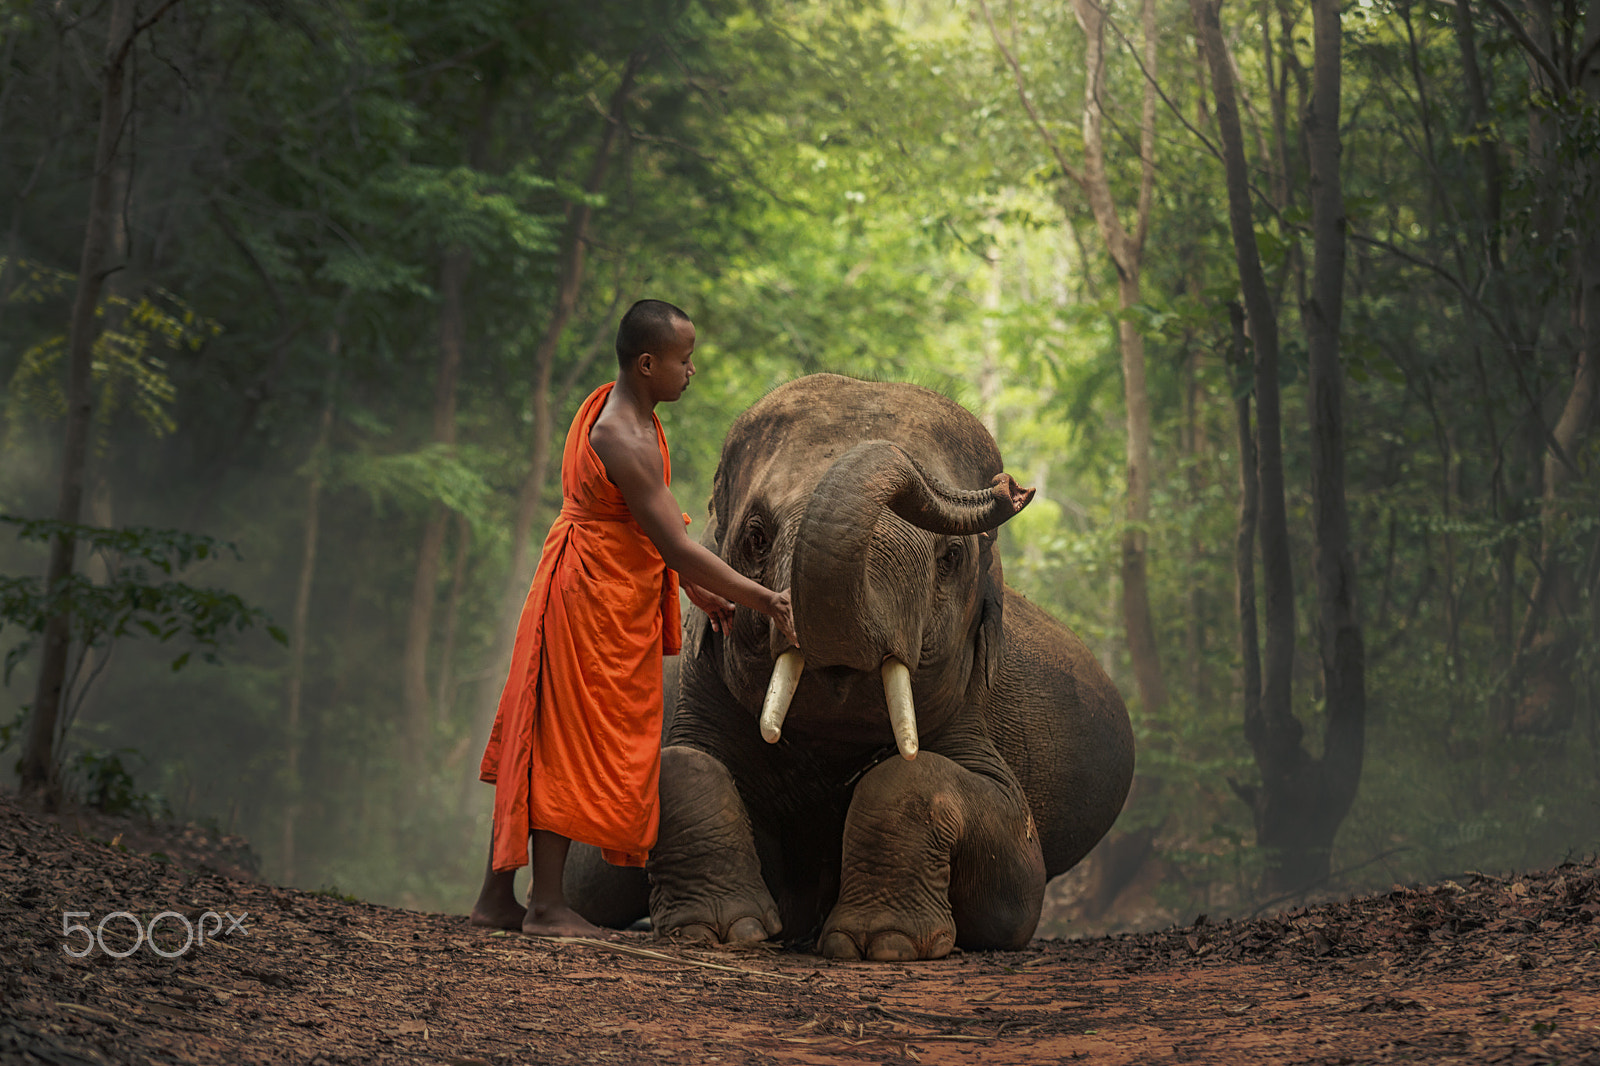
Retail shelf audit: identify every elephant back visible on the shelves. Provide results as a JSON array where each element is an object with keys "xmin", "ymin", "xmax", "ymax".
[{"xmin": 987, "ymin": 591, "xmax": 1135, "ymax": 878}]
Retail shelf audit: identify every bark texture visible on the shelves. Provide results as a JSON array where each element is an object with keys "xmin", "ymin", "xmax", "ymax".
[
  {"xmin": 22, "ymin": 0, "xmax": 166, "ymax": 803},
  {"xmin": 1195, "ymin": 0, "xmax": 1366, "ymax": 894},
  {"xmin": 283, "ymin": 364, "xmax": 336, "ymax": 884}
]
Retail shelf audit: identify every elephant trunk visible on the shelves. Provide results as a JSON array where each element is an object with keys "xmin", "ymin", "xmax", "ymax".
[
  {"xmin": 788, "ymin": 439, "xmax": 1033, "ymax": 674},
  {"xmin": 760, "ymin": 441, "xmax": 1031, "ymax": 759}
]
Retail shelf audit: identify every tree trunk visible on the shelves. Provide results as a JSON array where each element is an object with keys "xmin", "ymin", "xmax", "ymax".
[
  {"xmin": 22, "ymin": 0, "xmax": 148, "ymax": 805},
  {"xmin": 1503, "ymin": 5, "xmax": 1600, "ymax": 735},
  {"xmin": 1183, "ymin": 327, "xmax": 1209, "ymax": 711},
  {"xmin": 504, "ymin": 52, "xmax": 645, "ymax": 598},
  {"xmin": 977, "ymin": 0, "xmax": 1168, "ymax": 911},
  {"xmin": 401, "ymin": 246, "xmax": 471, "ymax": 769},
  {"xmin": 1228, "ymin": 302, "xmax": 1263, "ymax": 749},
  {"xmin": 476, "ymin": 54, "xmax": 645, "ymax": 748},
  {"xmin": 1302, "ymin": 0, "xmax": 1365, "ymax": 867},
  {"xmin": 1195, "ymin": 0, "xmax": 1367, "ymax": 895},
  {"xmin": 58, "ymin": 101, "xmax": 134, "ymax": 741},
  {"xmin": 283, "ymin": 358, "xmax": 337, "ymax": 885},
  {"xmin": 975, "ymin": 0, "xmax": 1166, "ymax": 723},
  {"xmin": 434, "ymin": 512, "xmax": 472, "ymax": 725},
  {"xmin": 1065, "ymin": 0, "xmax": 1167, "ymax": 720},
  {"xmin": 1021, "ymin": 0, "xmax": 1167, "ymax": 914}
]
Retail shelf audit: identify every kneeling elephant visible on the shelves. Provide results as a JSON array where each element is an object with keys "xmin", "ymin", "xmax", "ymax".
[{"xmin": 570, "ymin": 373, "xmax": 1134, "ymax": 960}]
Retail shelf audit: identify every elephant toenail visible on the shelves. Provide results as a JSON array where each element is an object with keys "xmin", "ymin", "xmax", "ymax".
[
  {"xmin": 728, "ymin": 917, "xmax": 768, "ymax": 944},
  {"xmin": 819, "ymin": 931, "xmax": 863, "ymax": 959},
  {"xmin": 676, "ymin": 923, "xmax": 720, "ymax": 944},
  {"xmin": 865, "ymin": 932, "xmax": 919, "ymax": 962}
]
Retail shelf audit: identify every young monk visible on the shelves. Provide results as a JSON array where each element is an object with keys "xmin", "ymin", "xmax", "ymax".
[{"xmin": 471, "ymin": 299, "xmax": 797, "ymax": 937}]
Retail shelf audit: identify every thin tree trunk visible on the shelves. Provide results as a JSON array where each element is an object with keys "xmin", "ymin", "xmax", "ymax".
[
  {"xmin": 476, "ymin": 55, "xmax": 645, "ymax": 748},
  {"xmin": 504, "ymin": 52, "xmax": 645, "ymax": 600},
  {"xmin": 58, "ymin": 91, "xmax": 134, "ymax": 739},
  {"xmin": 1503, "ymin": 7, "xmax": 1600, "ymax": 734},
  {"xmin": 1194, "ymin": 0, "xmax": 1328, "ymax": 894},
  {"xmin": 401, "ymin": 246, "xmax": 471, "ymax": 769},
  {"xmin": 1450, "ymin": 0, "xmax": 1503, "ymax": 273},
  {"xmin": 980, "ymin": 0, "xmax": 1167, "ymax": 912},
  {"xmin": 1260, "ymin": 0, "xmax": 1290, "ymax": 211},
  {"xmin": 980, "ymin": 244, "xmax": 1002, "ymax": 439},
  {"xmin": 1302, "ymin": 0, "xmax": 1365, "ymax": 864},
  {"xmin": 1183, "ymin": 333, "xmax": 1208, "ymax": 711},
  {"xmin": 435, "ymin": 512, "xmax": 471, "ymax": 725},
  {"xmin": 1075, "ymin": 0, "xmax": 1168, "ymax": 720},
  {"xmin": 1193, "ymin": 0, "xmax": 1295, "ymax": 733},
  {"xmin": 401, "ymin": 83, "xmax": 500, "ymax": 770},
  {"xmin": 1229, "ymin": 302, "xmax": 1262, "ymax": 737},
  {"xmin": 284, "ymin": 358, "xmax": 337, "ymax": 885},
  {"xmin": 21, "ymin": 0, "xmax": 178, "ymax": 804}
]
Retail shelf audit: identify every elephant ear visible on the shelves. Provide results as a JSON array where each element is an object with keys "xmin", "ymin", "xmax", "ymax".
[
  {"xmin": 970, "ymin": 530, "xmax": 1006, "ymax": 698},
  {"xmin": 680, "ymin": 512, "xmax": 723, "ymax": 663}
]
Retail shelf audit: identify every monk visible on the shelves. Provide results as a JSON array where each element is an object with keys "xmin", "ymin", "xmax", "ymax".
[{"xmin": 471, "ymin": 299, "xmax": 797, "ymax": 938}]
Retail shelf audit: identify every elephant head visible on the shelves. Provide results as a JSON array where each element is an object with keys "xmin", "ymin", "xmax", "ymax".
[{"xmin": 701, "ymin": 376, "xmax": 1033, "ymax": 760}]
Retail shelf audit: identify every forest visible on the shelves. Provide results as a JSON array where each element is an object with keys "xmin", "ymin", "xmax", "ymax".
[{"xmin": 0, "ymin": 0, "xmax": 1595, "ymax": 932}]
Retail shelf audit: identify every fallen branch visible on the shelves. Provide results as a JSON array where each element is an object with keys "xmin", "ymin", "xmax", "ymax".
[{"xmin": 534, "ymin": 935, "xmax": 804, "ymax": 982}]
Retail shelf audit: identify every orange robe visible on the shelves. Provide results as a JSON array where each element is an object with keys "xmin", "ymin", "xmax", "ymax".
[{"xmin": 480, "ymin": 382, "xmax": 683, "ymax": 871}]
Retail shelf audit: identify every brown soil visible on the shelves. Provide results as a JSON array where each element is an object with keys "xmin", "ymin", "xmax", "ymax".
[{"xmin": 2, "ymin": 791, "xmax": 1598, "ymax": 1065}]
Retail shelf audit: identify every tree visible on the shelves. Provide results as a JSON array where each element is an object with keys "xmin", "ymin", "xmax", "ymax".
[
  {"xmin": 978, "ymin": 0, "xmax": 1168, "ymax": 724},
  {"xmin": 22, "ymin": 0, "xmax": 181, "ymax": 804},
  {"xmin": 1192, "ymin": 0, "xmax": 1364, "ymax": 894},
  {"xmin": 976, "ymin": 0, "xmax": 1170, "ymax": 915}
]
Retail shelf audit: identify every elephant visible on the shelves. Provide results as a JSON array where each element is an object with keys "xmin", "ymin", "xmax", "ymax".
[{"xmin": 567, "ymin": 373, "xmax": 1134, "ymax": 961}]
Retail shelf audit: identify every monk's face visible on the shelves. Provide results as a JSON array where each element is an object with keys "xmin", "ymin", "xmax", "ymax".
[{"xmin": 650, "ymin": 318, "xmax": 697, "ymax": 402}]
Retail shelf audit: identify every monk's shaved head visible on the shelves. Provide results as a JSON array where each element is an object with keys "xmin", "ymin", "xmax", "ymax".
[{"xmin": 616, "ymin": 299, "xmax": 692, "ymax": 370}]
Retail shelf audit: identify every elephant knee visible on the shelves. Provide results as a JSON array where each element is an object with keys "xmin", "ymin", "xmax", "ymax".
[{"xmin": 655, "ymin": 746, "xmax": 748, "ymax": 856}]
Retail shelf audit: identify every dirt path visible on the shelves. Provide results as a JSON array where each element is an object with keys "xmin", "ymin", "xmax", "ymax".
[{"xmin": 2, "ymin": 793, "xmax": 1597, "ymax": 1065}]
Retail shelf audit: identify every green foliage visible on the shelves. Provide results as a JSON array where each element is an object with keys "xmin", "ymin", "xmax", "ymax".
[
  {"xmin": 0, "ymin": 516, "xmax": 285, "ymax": 686},
  {"xmin": 3, "ymin": 275, "xmax": 221, "ymax": 451},
  {"xmin": 310, "ymin": 884, "xmax": 362, "ymax": 904},
  {"xmin": 69, "ymin": 746, "xmax": 171, "ymax": 820},
  {"xmin": 330, "ymin": 444, "xmax": 496, "ymax": 525}
]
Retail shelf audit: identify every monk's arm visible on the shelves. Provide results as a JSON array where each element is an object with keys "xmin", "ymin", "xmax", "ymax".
[{"xmin": 592, "ymin": 428, "xmax": 797, "ymax": 645}]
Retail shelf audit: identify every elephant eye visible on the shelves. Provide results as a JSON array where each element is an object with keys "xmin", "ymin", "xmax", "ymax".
[
  {"xmin": 741, "ymin": 514, "xmax": 771, "ymax": 562},
  {"xmin": 937, "ymin": 538, "xmax": 965, "ymax": 579}
]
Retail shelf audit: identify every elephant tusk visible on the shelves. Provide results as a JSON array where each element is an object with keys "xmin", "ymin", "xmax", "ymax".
[
  {"xmin": 760, "ymin": 650, "xmax": 805, "ymax": 743},
  {"xmin": 881, "ymin": 658, "xmax": 918, "ymax": 760}
]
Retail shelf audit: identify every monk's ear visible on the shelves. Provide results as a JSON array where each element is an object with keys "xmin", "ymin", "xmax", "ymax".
[{"xmin": 637, "ymin": 352, "xmax": 655, "ymax": 377}]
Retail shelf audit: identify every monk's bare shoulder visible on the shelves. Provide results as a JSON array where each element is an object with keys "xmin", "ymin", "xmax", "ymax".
[{"xmin": 590, "ymin": 402, "xmax": 662, "ymax": 486}]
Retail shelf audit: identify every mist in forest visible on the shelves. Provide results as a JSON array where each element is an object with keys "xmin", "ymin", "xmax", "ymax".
[{"xmin": 2, "ymin": 0, "xmax": 1596, "ymax": 932}]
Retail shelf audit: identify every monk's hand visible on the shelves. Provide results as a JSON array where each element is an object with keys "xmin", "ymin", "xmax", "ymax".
[
  {"xmin": 768, "ymin": 589, "xmax": 798, "ymax": 649},
  {"xmin": 685, "ymin": 582, "xmax": 736, "ymax": 633}
]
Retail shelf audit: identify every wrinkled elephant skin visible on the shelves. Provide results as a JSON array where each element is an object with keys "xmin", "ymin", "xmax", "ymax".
[{"xmin": 572, "ymin": 374, "xmax": 1134, "ymax": 960}]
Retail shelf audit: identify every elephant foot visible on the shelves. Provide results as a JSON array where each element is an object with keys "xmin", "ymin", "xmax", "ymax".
[
  {"xmin": 650, "ymin": 746, "xmax": 784, "ymax": 949},
  {"xmin": 670, "ymin": 915, "xmax": 772, "ymax": 948},
  {"xmin": 822, "ymin": 754, "xmax": 1042, "ymax": 961},
  {"xmin": 657, "ymin": 901, "xmax": 780, "ymax": 947},
  {"xmin": 821, "ymin": 774, "xmax": 962, "ymax": 961},
  {"xmin": 819, "ymin": 924, "xmax": 955, "ymax": 961}
]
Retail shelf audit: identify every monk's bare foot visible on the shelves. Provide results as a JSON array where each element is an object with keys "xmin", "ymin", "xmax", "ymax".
[
  {"xmin": 469, "ymin": 898, "xmax": 527, "ymax": 930},
  {"xmin": 522, "ymin": 904, "xmax": 602, "ymax": 938}
]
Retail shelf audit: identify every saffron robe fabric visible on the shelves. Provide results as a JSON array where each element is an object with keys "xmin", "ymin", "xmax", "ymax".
[{"xmin": 479, "ymin": 382, "xmax": 683, "ymax": 871}]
